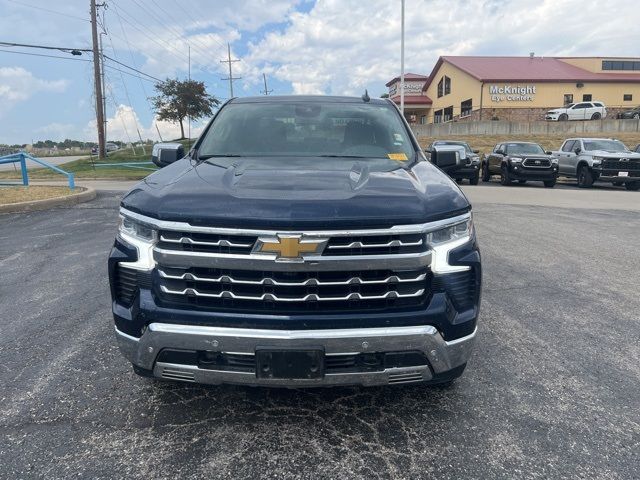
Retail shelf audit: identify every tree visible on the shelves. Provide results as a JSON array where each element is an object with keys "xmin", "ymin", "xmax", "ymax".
[{"xmin": 151, "ymin": 79, "xmax": 219, "ymax": 139}]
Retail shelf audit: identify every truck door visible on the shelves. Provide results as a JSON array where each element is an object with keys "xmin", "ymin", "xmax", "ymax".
[
  {"xmin": 488, "ymin": 144, "xmax": 504, "ymax": 174},
  {"xmin": 558, "ymin": 140, "xmax": 575, "ymax": 175},
  {"xmin": 567, "ymin": 140, "xmax": 582, "ymax": 175}
]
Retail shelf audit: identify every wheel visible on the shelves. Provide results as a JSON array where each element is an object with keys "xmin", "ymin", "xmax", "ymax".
[
  {"xmin": 577, "ymin": 165, "xmax": 594, "ymax": 188},
  {"xmin": 612, "ymin": 181, "xmax": 624, "ymax": 187},
  {"xmin": 518, "ymin": 180, "xmax": 527, "ymax": 184},
  {"xmin": 481, "ymin": 162, "xmax": 491, "ymax": 182},
  {"xmin": 558, "ymin": 113, "xmax": 568, "ymax": 121},
  {"xmin": 544, "ymin": 180, "xmax": 556, "ymax": 188},
  {"xmin": 469, "ymin": 173, "xmax": 479, "ymax": 186},
  {"xmin": 591, "ymin": 112, "xmax": 601, "ymax": 120},
  {"xmin": 500, "ymin": 165, "xmax": 512, "ymax": 186},
  {"xmin": 625, "ymin": 182, "xmax": 640, "ymax": 191}
]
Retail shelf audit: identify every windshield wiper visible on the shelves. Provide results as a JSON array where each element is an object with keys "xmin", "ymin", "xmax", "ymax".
[
  {"xmin": 198, "ymin": 154, "xmax": 245, "ymax": 159},
  {"xmin": 318, "ymin": 154, "xmax": 378, "ymax": 158}
]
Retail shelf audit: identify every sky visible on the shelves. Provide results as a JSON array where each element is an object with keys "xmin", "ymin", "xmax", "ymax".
[{"xmin": 1, "ymin": 0, "xmax": 639, "ymax": 145}]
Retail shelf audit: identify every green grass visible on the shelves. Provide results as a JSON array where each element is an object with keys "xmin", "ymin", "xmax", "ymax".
[{"xmin": 0, "ymin": 139, "xmax": 195, "ymax": 180}]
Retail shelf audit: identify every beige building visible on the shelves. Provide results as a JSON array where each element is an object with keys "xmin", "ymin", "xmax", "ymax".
[{"xmin": 387, "ymin": 56, "xmax": 640, "ymax": 124}]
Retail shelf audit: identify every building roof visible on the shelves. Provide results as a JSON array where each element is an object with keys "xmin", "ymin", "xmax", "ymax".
[
  {"xmin": 390, "ymin": 95, "xmax": 433, "ymax": 105},
  {"xmin": 385, "ymin": 73, "xmax": 429, "ymax": 87},
  {"xmin": 421, "ymin": 56, "xmax": 640, "ymax": 91}
]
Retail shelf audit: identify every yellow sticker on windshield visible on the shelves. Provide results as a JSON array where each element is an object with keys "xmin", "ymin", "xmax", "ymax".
[{"xmin": 388, "ymin": 153, "xmax": 408, "ymax": 161}]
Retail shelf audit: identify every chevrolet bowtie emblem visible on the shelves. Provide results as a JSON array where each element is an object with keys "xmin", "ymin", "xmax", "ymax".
[{"xmin": 255, "ymin": 235, "xmax": 327, "ymax": 260}]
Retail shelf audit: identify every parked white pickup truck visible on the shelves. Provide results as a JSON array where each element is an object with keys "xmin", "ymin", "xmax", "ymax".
[
  {"xmin": 552, "ymin": 138, "xmax": 640, "ymax": 190},
  {"xmin": 546, "ymin": 102, "xmax": 607, "ymax": 121}
]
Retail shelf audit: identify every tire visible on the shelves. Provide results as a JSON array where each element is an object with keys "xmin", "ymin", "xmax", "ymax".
[
  {"xmin": 500, "ymin": 165, "xmax": 512, "ymax": 186},
  {"xmin": 481, "ymin": 162, "xmax": 491, "ymax": 182},
  {"xmin": 577, "ymin": 165, "xmax": 594, "ymax": 188},
  {"xmin": 625, "ymin": 182, "xmax": 640, "ymax": 191},
  {"xmin": 544, "ymin": 180, "xmax": 556, "ymax": 188},
  {"xmin": 591, "ymin": 112, "xmax": 601, "ymax": 120},
  {"xmin": 469, "ymin": 173, "xmax": 479, "ymax": 186},
  {"xmin": 612, "ymin": 181, "xmax": 624, "ymax": 187},
  {"xmin": 518, "ymin": 180, "xmax": 527, "ymax": 184},
  {"xmin": 558, "ymin": 113, "xmax": 568, "ymax": 121}
]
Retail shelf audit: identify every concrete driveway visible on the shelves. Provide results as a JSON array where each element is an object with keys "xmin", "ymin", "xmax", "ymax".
[{"xmin": 0, "ymin": 188, "xmax": 639, "ymax": 479}]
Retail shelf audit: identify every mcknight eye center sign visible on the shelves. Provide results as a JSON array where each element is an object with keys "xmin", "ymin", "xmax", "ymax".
[
  {"xmin": 489, "ymin": 85, "xmax": 536, "ymax": 102},
  {"xmin": 385, "ymin": 55, "xmax": 640, "ymax": 124}
]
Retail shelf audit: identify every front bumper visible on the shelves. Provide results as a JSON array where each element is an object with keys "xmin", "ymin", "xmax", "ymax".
[
  {"xmin": 508, "ymin": 164, "xmax": 558, "ymax": 181},
  {"xmin": 115, "ymin": 323, "xmax": 476, "ymax": 387},
  {"xmin": 545, "ymin": 114, "xmax": 561, "ymax": 121},
  {"xmin": 446, "ymin": 164, "xmax": 480, "ymax": 179}
]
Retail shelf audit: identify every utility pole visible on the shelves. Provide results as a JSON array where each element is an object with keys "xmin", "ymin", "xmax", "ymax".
[
  {"xmin": 261, "ymin": 73, "xmax": 272, "ymax": 95},
  {"xmin": 90, "ymin": 0, "xmax": 106, "ymax": 159},
  {"xmin": 99, "ymin": 32, "xmax": 107, "ymax": 149},
  {"xmin": 220, "ymin": 43, "xmax": 241, "ymax": 98},
  {"xmin": 400, "ymin": 0, "xmax": 405, "ymax": 115}
]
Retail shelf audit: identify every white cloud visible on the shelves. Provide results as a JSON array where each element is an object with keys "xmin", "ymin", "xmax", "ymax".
[
  {"xmin": 244, "ymin": 0, "xmax": 640, "ymax": 96},
  {"xmin": 0, "ymin": 67, "xmax": 68, "ymax": 115},
  {"xmin": 84, "ymin": 104, "xmax": 206, "ymax": 143}
]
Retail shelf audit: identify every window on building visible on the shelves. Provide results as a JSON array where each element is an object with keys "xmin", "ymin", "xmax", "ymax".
[
  {"xmin": 420, "ymin": 115, "xmax": 427, "ymax": 125},
  {"xmin": 443, "ymin": 106, "xmax": 454, "ymax": 122},
  {"xmin": 624, "ymin": 94, "xmax": 633, "ymax": 102},
  {"xmin": 444, "ymin": 76, "xmax": 451, "ymax": 95},
  {"xmin": 564, "ymin": 94, "xmax": 573, "ymax": 105},
  {"xmin": 437, "ymin": 78, "xmax": 444, "ymax": 98},
  {"xmin": 582, "ymin": 94, "xmax": 592, "ymax": 102},
  {"xmin": 434, "ymin": 109, "xmax": 443, "ymax": 123},
  {"xmin": 460, "ymin": 99, "xmax": 472, "ymax": 117},
  {"xmin": 602, "ymin": 60, "xmax": 640, "ymax": 71}
]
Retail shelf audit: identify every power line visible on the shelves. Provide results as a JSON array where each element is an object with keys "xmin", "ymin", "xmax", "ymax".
[
  {"xmin": 0, "ymin": 48, "xmax": 91, "ymax": 61},
  {"xmin": 103, "ymin": 54, "xmax": 163, "ymax": 83},
  {"xmin": 0, "ymin": 41, "xmax": 91, "ymax": 54},
  {"xmin": 103, "ymin": 63, "xmax": 158, "ymax": 83},
  {"xmin": 5, "ymin": 0, "xmax": 89, "ymax": 22}
]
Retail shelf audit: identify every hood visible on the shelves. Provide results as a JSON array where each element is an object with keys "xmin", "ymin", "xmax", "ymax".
[
  {"xmin": 121, "ymin": 157, "xmax": 470, "ymax": 229},
  {"xmin": 588, "ymin": 150, "xmax": 640, "ymax": 159}
]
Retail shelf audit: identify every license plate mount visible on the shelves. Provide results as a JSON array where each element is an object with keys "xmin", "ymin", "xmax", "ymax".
[
  {"xmin": 255, "ymin": 348, "xmax": 325, "ymax": 379},
  {"xmin": 618, "ymin": 171, "xmax": 629, "ymax": 177}
]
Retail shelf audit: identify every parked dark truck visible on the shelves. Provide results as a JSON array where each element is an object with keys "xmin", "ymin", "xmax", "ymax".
[
  {"xmin": 109, "ymin": 96, "xmax": 481, "ymax": 388},
  {"xmin": 424, "ymin": 140, "xmax": 481, "ymax": 185},
  {"xmin": 482, "ymin": 141, "xmax": 558, "ymax": 187}
]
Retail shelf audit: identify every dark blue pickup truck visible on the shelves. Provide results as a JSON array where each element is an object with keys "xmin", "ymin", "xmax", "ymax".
[{"xmin": 109, "ymin": 95, "xmax": 481, "ymax": 388}]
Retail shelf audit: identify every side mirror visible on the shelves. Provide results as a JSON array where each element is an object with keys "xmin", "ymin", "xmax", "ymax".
[
  {"xmin": 473, "ymin": 149, "xmax": 480, "ymax": 154},
  {"xmin": 574, "ymin": 147, "xmax": 581, "ymax": 154},
  {"xmin": 496, "ymin": 149, "xmax": 505, "ymax": 156},
  {"xmin": 545, "ymin": 151, "xmax": 552, "ymax": 155},
  {"xmin": 152, "ymin": 142, "xmax": 185, "ymax": 168}
]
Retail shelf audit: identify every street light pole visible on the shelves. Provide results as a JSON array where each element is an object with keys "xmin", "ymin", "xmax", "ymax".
[{"xmin": 400, "ymin": 0, "xmax": 405, "ymax": 115}]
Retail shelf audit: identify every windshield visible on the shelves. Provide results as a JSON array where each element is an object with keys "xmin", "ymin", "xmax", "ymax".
[
  {"xmin": 583, "ymin": 139, "xmax": 629, "ymax": 152},
  {"xmin": 434, "ymin": 141, "xmax": 473, "ymax": 154},
  {"xmin": 197, "ymin": 101, "xmax": 415, "ymax": 162},
  {"xmin": 505, "ymin": 143, "xmax": 545, "ymax": 155}
]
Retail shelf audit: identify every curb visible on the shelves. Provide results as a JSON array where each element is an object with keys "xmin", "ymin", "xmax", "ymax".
[{"xmin": 0, "ymin": 187, "xmax": 97, "ymax": 214}]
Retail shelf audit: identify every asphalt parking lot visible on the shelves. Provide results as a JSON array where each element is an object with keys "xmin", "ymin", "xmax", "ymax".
[{"xmin": 1, "ymin": 185, "xmax": 639, "ymax": 479}]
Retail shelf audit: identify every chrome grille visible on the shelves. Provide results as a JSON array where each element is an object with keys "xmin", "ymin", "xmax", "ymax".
[
  {"xmin": 325, "ymin": 233, "xmax": 424, "ymax": 256},
  {"xmin": 158, "ymin": 230, "xmax": 257, "ymax": 254},
  {"xmin": 522, "ymin": 158, "xmax": 551, "ymax": 168},
  {"xmin": 155, "ymin": 267, "xmax": 430, "ymax": 313}
]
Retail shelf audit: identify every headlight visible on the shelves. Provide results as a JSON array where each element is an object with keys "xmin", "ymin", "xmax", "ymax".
[
  {"xmin": 551, "ymin": 158, "xmax": 559, "ymax": 165},
  {"xmin": 426, "ymin": 215, "xmax": 473, "ymax": 274},
  {"xmin": 509, "ymin": 157, "xmax": 523, "ymax": 163},
  {"xmin": 470, "ymin": 156, "xmax": 480, "ymax": 165},
  {"xmin": 119, "ymin": 215, "xmax": 156, "ymax": 241},
  {"xmin": 117, "ymin": 212, "xmax": 157, "ymax": 270},
  {"xmin": 592, "ymin": 156, "xmax": 603, "ymax": 165}
]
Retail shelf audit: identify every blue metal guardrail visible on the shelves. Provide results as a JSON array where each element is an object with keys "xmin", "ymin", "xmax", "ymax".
[{"xmin": 0, "ymin": 152, "xmax": 75, "ymax": 189}]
